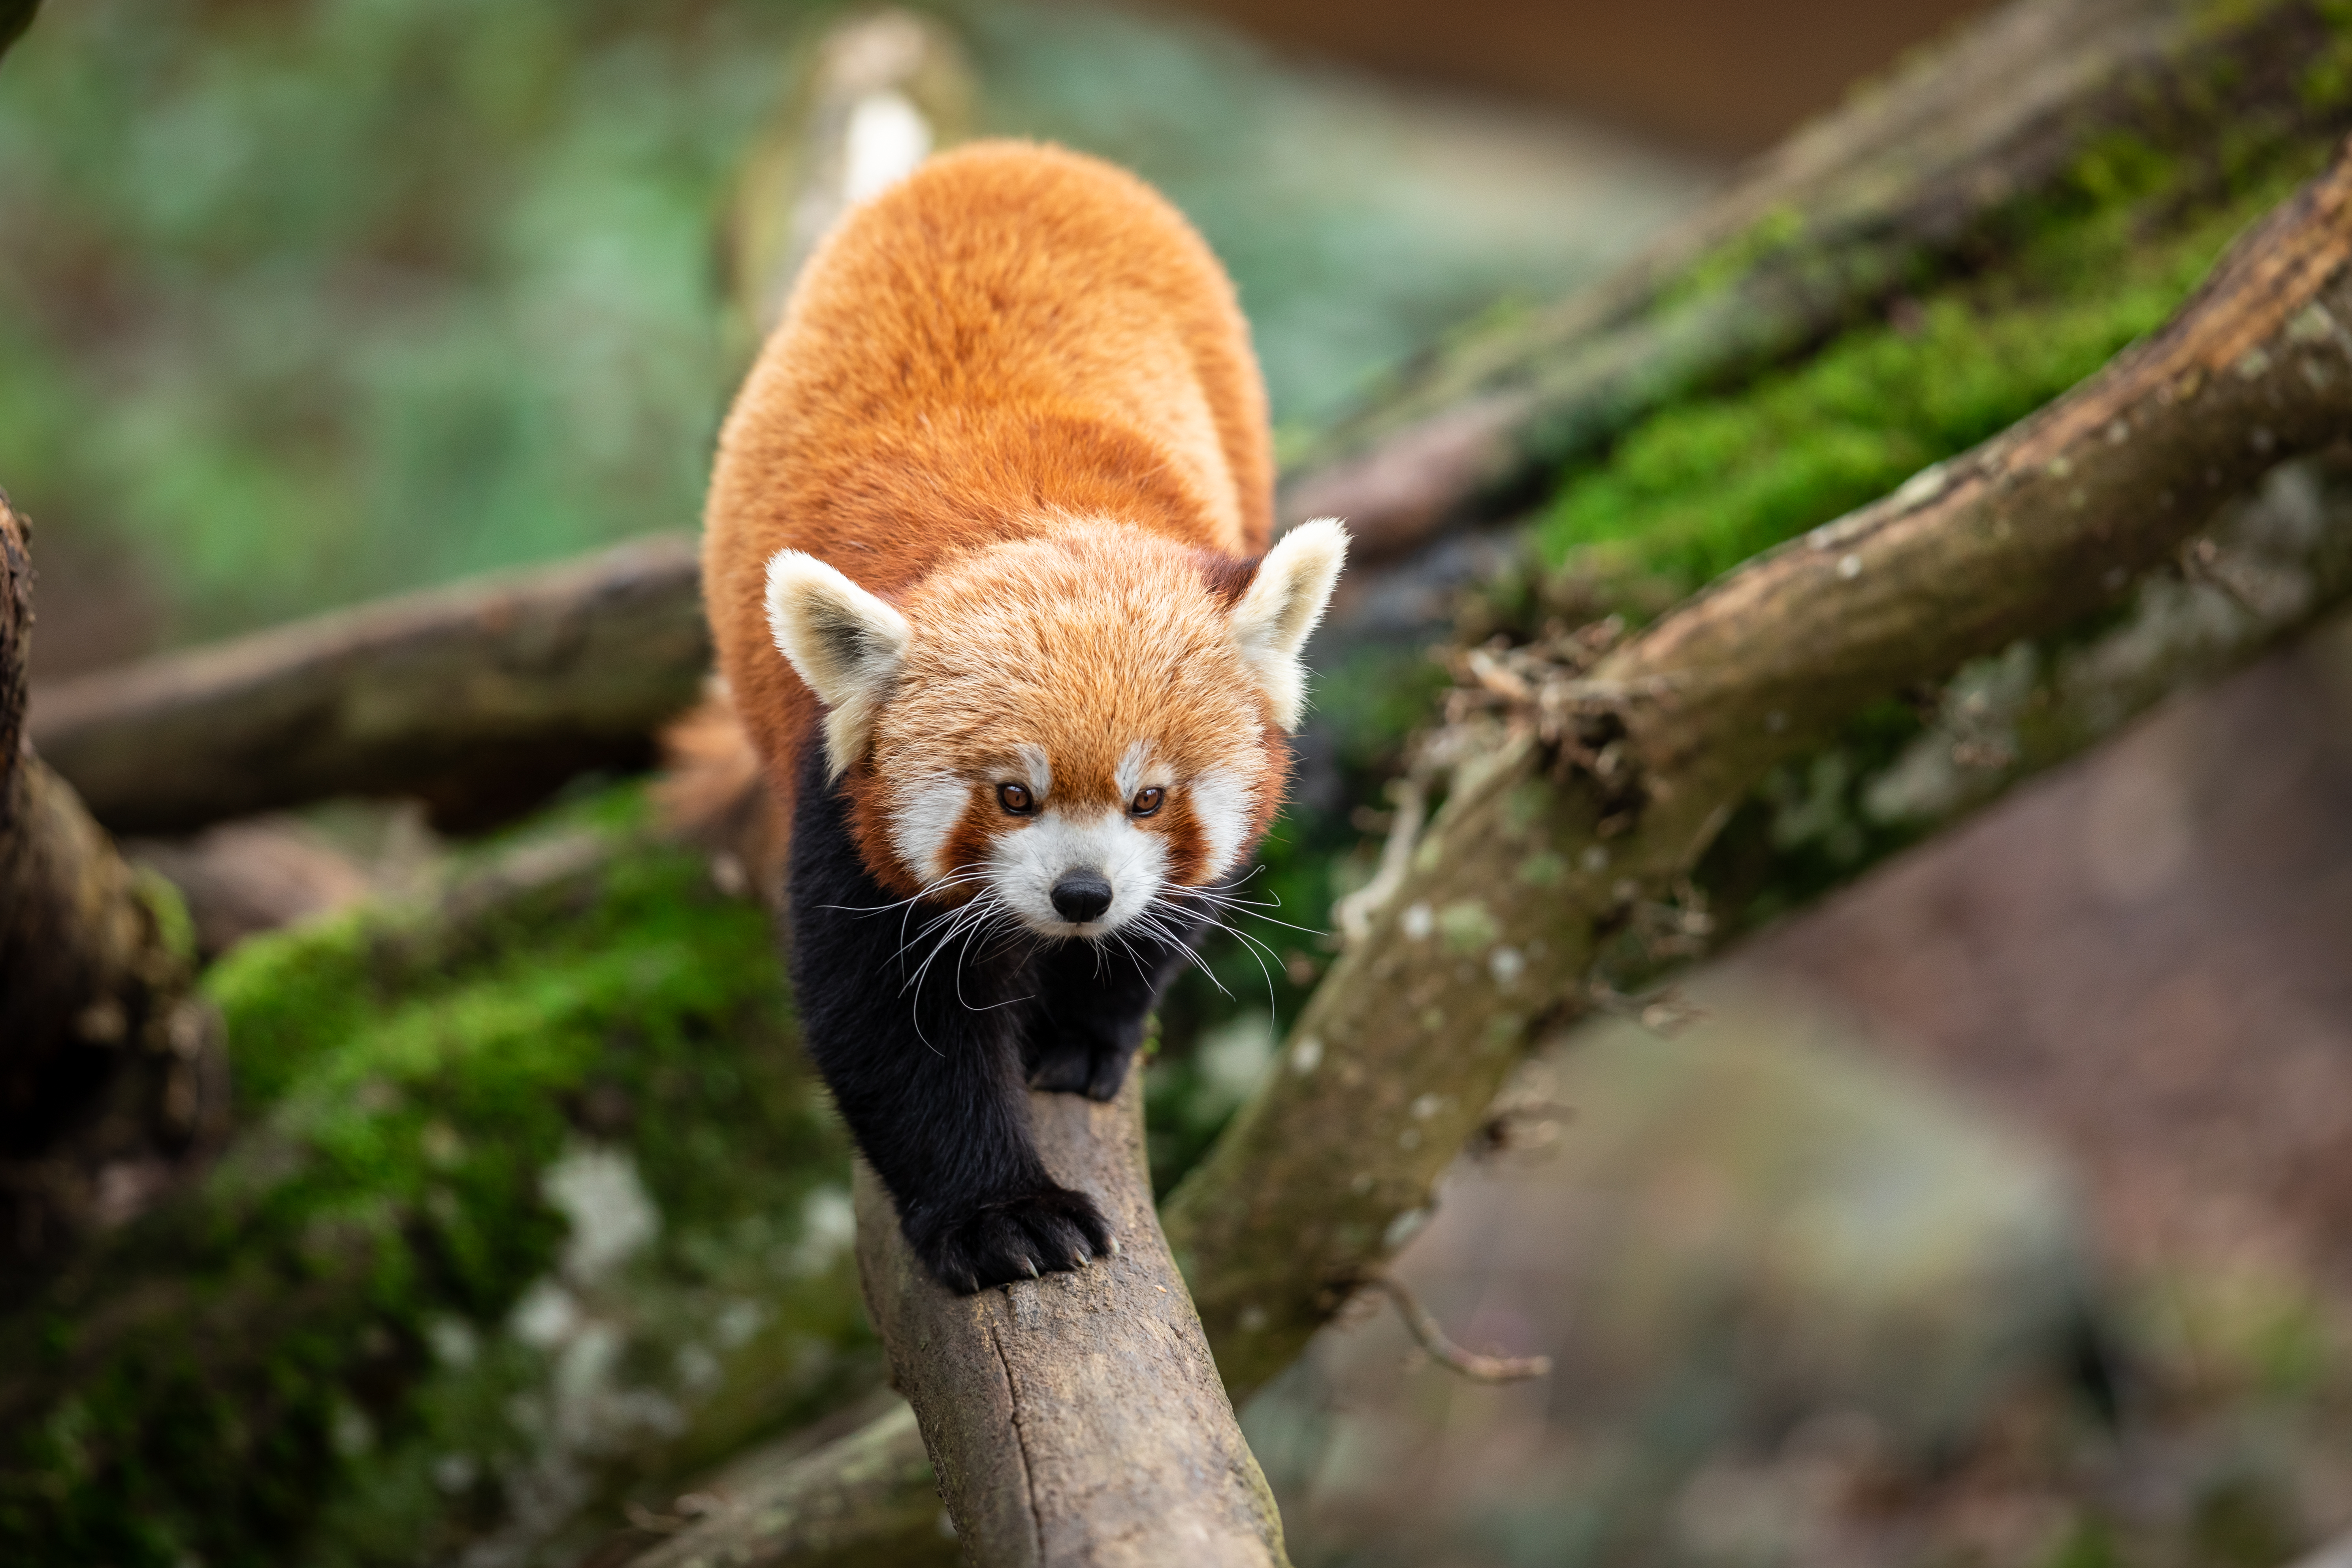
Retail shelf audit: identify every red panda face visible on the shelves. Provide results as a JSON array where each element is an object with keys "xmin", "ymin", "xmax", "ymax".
[{"xmin": 765, "ymin": 519, "xmax": 1347, "ymax": 937}]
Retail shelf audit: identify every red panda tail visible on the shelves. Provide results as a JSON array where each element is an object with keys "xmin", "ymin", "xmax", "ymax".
[{"xmin": 654, "ymin": 680, "xmax": 791, "ymax": 905}]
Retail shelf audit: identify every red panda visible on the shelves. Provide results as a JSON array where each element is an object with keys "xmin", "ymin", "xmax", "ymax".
[{"xmin": 702, "ymin": 140, "xmax": 1346, "ymax": 1293}]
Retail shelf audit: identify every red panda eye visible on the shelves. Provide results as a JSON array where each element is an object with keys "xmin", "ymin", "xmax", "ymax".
[
  {"xmin": 1130, "ymin": 787, "xmax": 1164, "ymax": 817},
  {"xmin": 997, "ymin": 782, "xmax": 1032, "ymax": 815}
]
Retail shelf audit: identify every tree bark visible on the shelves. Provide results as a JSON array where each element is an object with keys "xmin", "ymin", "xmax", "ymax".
[
  {"xmin": 1282, "ymin": 0, "xmax": 2351, "ymax": 558},
  {"xmin": 28, "ymin": 534, "xmax": 705, "ymax": 834},
  {"xmin": 851, "ymin": 1073, "xmax": 1286, "ymax": 1566},
  {"xmin": 0, "ymin": 495, "xmax": 226, "ymax": 1307},
  {"xmin": 623, "ymin": 1403, "xmax": 951, "ymax": 1568}
]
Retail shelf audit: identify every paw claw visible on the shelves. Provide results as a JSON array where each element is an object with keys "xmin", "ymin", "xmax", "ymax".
[{"xmin": 913, "ymin": 1184, "xmax": 1115, "ymax": 1292}]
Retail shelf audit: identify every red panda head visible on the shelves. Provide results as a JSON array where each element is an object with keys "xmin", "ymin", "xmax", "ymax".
[{"xmin": 764, "ymin": 518, "xmax": 1347, "ymax": 937}]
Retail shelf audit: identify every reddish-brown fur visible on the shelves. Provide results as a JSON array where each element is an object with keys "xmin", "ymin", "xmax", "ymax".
[{"xmin": 702, "ymin": 140, "xmax": 1277, "ymax": 889}]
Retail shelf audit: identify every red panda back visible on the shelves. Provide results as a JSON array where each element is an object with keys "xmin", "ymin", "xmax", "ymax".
[{"xmin": 702, "ymin": 141, "xmax": 1275, "ymax": 817}]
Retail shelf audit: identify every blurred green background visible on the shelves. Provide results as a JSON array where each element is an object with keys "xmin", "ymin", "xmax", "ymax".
[{"xmin": 0, "ymin": 0, "xmax": 1695, "ymax": 666}]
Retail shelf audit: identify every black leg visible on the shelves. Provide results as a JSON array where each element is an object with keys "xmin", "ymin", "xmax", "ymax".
[
  {"xmin": 1023, "ymin": 903, "xmax": 1209, "ymax": 1101},
  {"xmin": 786, "ymin": 751, "xmax": 1112, "ymax": 1293}
]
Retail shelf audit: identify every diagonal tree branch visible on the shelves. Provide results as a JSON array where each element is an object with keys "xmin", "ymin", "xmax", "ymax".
[{"xmin": 1165, "ymin": 136, "xmax": 2352, "ymax": 1397}]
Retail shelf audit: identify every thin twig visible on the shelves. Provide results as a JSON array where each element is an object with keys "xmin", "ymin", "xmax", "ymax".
[{"xmin": 1361, "ymin": 1276, "xmax": 1553, "ymax": 1384}]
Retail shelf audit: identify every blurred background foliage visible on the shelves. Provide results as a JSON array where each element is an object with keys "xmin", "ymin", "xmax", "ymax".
[{"xmin": 0, "ymin": 0, "xmax": 1693, "ymax": 662}]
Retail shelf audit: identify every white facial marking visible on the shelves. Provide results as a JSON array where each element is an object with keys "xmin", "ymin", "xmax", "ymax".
[
  {"xmin": 1015, "ymin": 743, "xmax": 1053, "ymax": 800},
  {"xmin": 887, "ymin": 771, "xmax": 969, "ymax": 886},
  {"xmin": 988, "ymin": 807, "xmax": 1169, "ymax": 938},
  {"xmin": 1115, "ymin": 741, "xmax": 1155, "ymax": 800},
  {"xmin": 1190, "ymin": 766, "xmax": 1254, "ymax": 882}
]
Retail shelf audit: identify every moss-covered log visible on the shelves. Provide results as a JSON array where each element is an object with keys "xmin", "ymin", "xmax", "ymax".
[
  {"xmin": 0, "ymin": 805, "xmax": 880, "ymax": 1568},
  {"xmin": 1285, "ymin": 0, "xmax": 2352, "ymax": 559},
  {"xmin": 0, "ymin": 495, "xmax": 226, "ymax": 1307}
]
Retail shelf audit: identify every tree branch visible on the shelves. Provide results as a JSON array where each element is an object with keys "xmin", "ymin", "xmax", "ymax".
[
  {"xmin": 853, "ymin": 1073, "xmax": 1287, "ymax": 1565},
  {"xmin": 28, "ymin": 534, "xmax": 705, "ymax": 834}
]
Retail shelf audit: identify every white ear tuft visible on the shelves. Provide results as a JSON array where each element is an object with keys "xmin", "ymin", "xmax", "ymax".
[
  {"xmin": 764, "ymin": 550, "xmax": 911, "ymax": 779},
  {"xmin": 1229, "ymin": 518, "xmax": 1348, "ymax": 732}
]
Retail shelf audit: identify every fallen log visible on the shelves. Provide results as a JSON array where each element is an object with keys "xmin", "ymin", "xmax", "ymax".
[
  {"xmin": 620, "ymin": 1402, "xmax": 948, "ymax": 1568},
  {"xmin": 0, "ymin": 495, "xmax": 226, "ymax": 1307},
  {"xmin": 1283, "ymin": 0, "xmax": 2352, "ymax": 557},
  {"xmin": 29, "ymin": 534, "xmax": 705, "ymax": 834}
]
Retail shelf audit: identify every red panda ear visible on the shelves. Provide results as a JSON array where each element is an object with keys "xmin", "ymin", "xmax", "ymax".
[
  {"xmin": 764, "ymin": 550, "xmax": 910, "ymax": 779},
  {"xmin": 1227, "ymin": 518, "xmax": 1348, "ymax": 731}
]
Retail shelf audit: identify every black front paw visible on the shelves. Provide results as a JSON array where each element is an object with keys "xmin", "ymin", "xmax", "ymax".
[
  {"xmin": 1024, "ymin": 1018, "xmax": 1139, "ymax": 1102},
  {"xmin": 912, "ymin": 1185, "xmax": 1118, "ymax": 1293}
]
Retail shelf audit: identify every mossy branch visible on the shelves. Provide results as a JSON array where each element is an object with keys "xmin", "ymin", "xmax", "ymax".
[
  {"xmin": 1166, "ymin": 137, "xmax": 2352, "ymax": 1396},
  {"xmin": 1284, "ymin": 0, "xmax": 2352, "ymax": 559}
]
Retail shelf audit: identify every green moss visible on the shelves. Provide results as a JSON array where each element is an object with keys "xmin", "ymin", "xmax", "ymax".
[
  {"xmin": 1534, "ymin": 154, "xmax": 2316, "ymax": 593},
  {"xmin": 1653, "ymin": 201, "xmax": 1807, "ymax": 315},
  {"xmin": 1, "ymin": 820, "xmax": 872, "ymax": 1568}
]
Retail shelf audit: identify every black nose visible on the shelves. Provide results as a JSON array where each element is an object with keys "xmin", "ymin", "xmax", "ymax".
[{"xmin": 1050, "ymin": 870, "xmax": 1113, "ymax": 924}]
